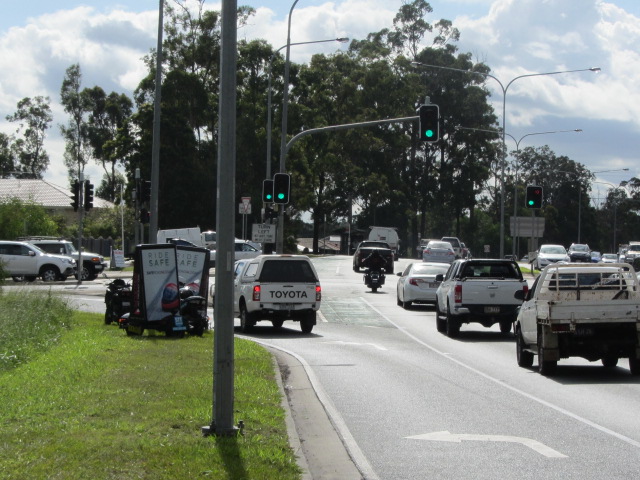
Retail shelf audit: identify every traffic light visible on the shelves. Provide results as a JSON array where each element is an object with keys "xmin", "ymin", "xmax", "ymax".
[
  {"xmin": 140, "ymin": 180, "xmax": 151, "ymax": 203},
  {"xmin": 263, "ymin": 205, "xmax": 277, "ymax": 222},
  {"xmin": 526, "ymin": 185, "xmax": 543, "ymax": 209},
  {"xmin": 84, "ymin": 180, "xmax": 94, "ymax": 211},
  {"xmin": 140, "ymin": 208, "xmax": 150, "ymax": 224},
  {"xmin": 262, "ymin": 179, "xmax": 274, "ymax": 203},
  {"xmin": 418, "ymin": 104, "xmax": 439, "ymax": 142},
  {"xmin": 273, "ymin": 173, "xmax": 290, "ymax": 204},
  {"xmin": 70, "ymin": 180, "xmax": 80, "ymax": 211}
]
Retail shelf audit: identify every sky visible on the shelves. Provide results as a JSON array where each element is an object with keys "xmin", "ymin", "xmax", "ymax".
[{"xmin": 1, "ymin": 0, "xmax": 640, "ymax": 202}]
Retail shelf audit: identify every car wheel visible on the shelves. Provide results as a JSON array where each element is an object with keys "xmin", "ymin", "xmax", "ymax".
[
  {"xmin": 402, "ymin": 300, "xmax": 412, "ymax": 309},
  {"xmin": 239, "ymin": 303, "xmax": 253, "ymax": 333},
  {"xmin": 300, "ymin": 311, "xmax": 315, "ymax": 334},
  {"xmin": 40, "ymin": 266, "xmax": 59, "ymax": 282},
  {"xmin": 516, "ymin": 328, "xmax": 534, "ymax": 368},
  {"xmin": 435, "ymin": 299, "xmax": 446, "ymax": 333},
  {"xmin": 397, "ymin": 295, "xmax": 402, "ymax": 307},
  {"xmin": 445, "ymin": 303, "xmax": 460, "ymax": 338},
  {"xmin": 602, "ymin": 356, "xmax": 619, "ymax": 368},
  {"xmin": 538, "ymin": 344, "xmax": 557, "ymax": 376}
]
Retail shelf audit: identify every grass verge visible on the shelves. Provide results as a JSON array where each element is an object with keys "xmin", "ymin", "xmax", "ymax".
[{"xmin": 0, "ymin": 290, "xmax": 301, "ymax": 479}]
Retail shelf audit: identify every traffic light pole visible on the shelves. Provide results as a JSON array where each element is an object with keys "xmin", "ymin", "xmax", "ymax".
[{"xmin": 275, "ymin": 115, "xmax": 419, "ymax": 253}]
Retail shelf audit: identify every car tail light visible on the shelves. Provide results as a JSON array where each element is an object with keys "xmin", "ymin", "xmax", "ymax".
[
  {"xmin": 252, "ymin": 285, "xmax": 261, "ymax": 301},
  {"xmin": 409, "ymin": 278, "xmax": 419, "ymax": 286},
  {"xmin": 454, "ymin": 284, "xmax": 462, "ymax": 303},
  {"xmin": 316, "ymin": 285, "xmax": 322, "ymax": 301}
]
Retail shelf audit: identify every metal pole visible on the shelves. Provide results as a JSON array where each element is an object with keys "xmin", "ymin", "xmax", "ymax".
[
  {"xmin": 205, "ymin": 0, "xmax": 238, "ymax": 437},
  {"xmin": 149, "ymin": 0, "xmax": 163, "ymax": 244}
]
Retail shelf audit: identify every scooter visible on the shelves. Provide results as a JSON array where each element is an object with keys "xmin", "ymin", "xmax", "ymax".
[
  {"xmin": 177, "ymin": 284, "xmax": 209, "ymax": 336},
  {"xmin": 364, "ymin": 269, "xmax": 385, "ymax": 293},
  {"xmin": 104, "ymin": 279, "xmax": 132, "ymax": 325}
]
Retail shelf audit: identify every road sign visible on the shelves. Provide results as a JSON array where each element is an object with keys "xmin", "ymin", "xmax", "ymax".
[
  {"xmin": 509, "ymin": 216, "xmax": 545, "ymax": 237},
  {"xmin": 252, "ymin": 224, "xmax": 276, "ymax": 243}
]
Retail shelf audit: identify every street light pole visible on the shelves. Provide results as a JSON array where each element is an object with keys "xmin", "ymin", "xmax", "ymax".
[
  {"xmin": 266, "ymin": 37, "xmax": 348, "ymax": 179},
  {"xmin": 413, "ymin": 61, "xmax": 600, "ymax": 258}
]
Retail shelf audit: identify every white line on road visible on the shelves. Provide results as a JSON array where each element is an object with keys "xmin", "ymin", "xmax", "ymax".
[
  {"xmin": 406, "ymin": 431, "xmax": 567, "ymax": 458},
  {"xmin": 323, "ymin": 340, "xmax": 388, "ymax": 351},
  {"xmin": 359, "ymin": 297, "xmax": 640, "ymax": 451}
]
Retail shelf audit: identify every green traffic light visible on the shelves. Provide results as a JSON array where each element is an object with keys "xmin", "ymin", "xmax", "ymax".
[
  {"xmin": 425, "ymin": 129, "xmax": 434, "ymax": 138},
  {"xmin": 277, "ymin": 193, "xmax": 285, "ymax": 200},
  {"xmin": 528, "ymin": 200, "xmax": 534, "ymax": 206},
  {"xmin": 266, "ymin": 194, "xmax": 272, "ymax": 200}
]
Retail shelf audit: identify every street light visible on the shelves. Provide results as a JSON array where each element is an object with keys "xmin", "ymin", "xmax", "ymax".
[
  {"xmin": 455, "ymin": 126, "xmax": 583, "ymax": 256},
  {"xmin": 266, "ymin": 37, "xmax": 348, "ymax": 178},
  {"xmin": 413, "ymin": 60, "xmax": 601, "ymax": 257},
  {"xmin": 555, "ymin": 168, "xmax": 629, "ymax": 243}
]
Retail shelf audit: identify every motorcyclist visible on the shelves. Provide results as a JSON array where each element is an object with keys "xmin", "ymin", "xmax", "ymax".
[{"xmin": 363, "ymin": 250, "xmax": 387, "ymax": 273}]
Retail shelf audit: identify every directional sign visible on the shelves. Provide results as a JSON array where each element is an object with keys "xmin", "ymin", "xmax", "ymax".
[{"xmin": 405, "ymin": 431, "xmax": 567, "ymax": 458}]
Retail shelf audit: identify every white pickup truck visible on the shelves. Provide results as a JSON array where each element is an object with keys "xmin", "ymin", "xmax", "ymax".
[
  {"xmin": 434, "ymin": 258, "xmax": 528, "ymax": 337},
  {"xmin": 233, "ymin": 255, "xmax": 321, "ymax": 334},
  {"xmin": 514, "ymin": 263, "xmax": 640, "ymax": 375}
]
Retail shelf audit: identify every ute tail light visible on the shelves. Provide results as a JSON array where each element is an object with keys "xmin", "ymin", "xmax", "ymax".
[
  {"xmin": 454, "ymin": 284, "xmax": 462, "ymax": 303},
  {"xmin": 522, "ymin": 285, "xmax": 529, "ymax": 297},
  {"xmin": 424, "ymin": 249, "xmax": 431, "ymax": 255},
  {"xmin": 252, "ymin": 285, "xmax": 261, "ymax": 301},
  {"xmin": 316, "ymin": 285, "xmax": 322, "ymax": 301}
]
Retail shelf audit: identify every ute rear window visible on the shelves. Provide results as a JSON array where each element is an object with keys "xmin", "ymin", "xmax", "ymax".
[
  {"xmin": 460, "ymin": 262, "xmax": 521, "ymax": 279},
  {"xmin": 259, "ymin": 260, "xmax": 318, "ymax": 283}
]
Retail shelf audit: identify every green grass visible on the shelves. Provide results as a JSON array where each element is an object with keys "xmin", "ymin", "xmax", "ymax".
[{"xmin": 0, "ymin": 290, "xmax": 301, "ymax": 479}]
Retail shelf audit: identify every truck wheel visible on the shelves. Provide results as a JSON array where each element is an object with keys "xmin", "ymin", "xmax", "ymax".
[
  {"xmin": 239, "ymin": 304, "xmax": 254, "ymax": 333},
  {"xmin": 40, "ymin": 266, "xmax": 59, "ymax": 282},
  {"xmin": 271, "ymin": 319, "xmax": 284, "ymax": 329},
  {"xmin": 446, "ymin": 304, "xmax": 460, "ymax": 338},
  {"xmin": 435, "ymin": 300, "xmax": 446, "ymax": 333},
  {"xmin": 629, "ymin": 356, "xmax": 640, "ymax": 375},
  {"xmin": 602, "ymin": 356, "xmax": 619, "ymax": 368},
  {"xmin": 516, "ymin": 329, "xmax": 534, "ymax": 368},
  {"xmin": 538, "ymin": 345, "xmax": 557, "ymax": 376},
  {"xmin": 300, "ymin": 311, "xmax": 315, "ymax": 334}
]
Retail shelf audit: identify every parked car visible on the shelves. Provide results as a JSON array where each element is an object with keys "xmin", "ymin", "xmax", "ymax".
[
  {"xmin": 534, "ymin": 244, "xmax": 569, "ymax": 270},
  {"xmin": 422, "ymin": 240, "xmax": 456, "ymax": 264},
  {"xmin": 396, "ymin": 262, "xmax": 450, "ymax": 309},
  {"xmin": 568, "ymin": 243, "xmax": 591, "ymax": 262},
  {"xmin": 0, "ymin": 240, "xmax": 76, "ymax": 282},
  {"xmin": 590, "ymin": 251, "xmax": 602, "ymax": 263},
  {"xmin": 601, "ymin": 253, "xmax": 618, "ymax": 263},
  {"xmin": 622, "ymin": 242, "xmax": 640, "ymax": 263}
]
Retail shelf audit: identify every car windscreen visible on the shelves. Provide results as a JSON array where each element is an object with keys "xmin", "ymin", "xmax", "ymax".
[
  {"xmin": 259, "ymin": 260, "xmax": 318, "ymax": 283},
  {"xmin": 540, "ymin": 246, "xmax": 566, "ymax": 254}
]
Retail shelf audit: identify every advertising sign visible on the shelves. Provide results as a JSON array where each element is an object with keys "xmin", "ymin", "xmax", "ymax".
[
  {"xmin": 176, "ymin": 245, "xmax": 210, "ymax": 301},
  {"xmin": 135, "ymin": 244, "xmax": 180, "ymax": 322}
]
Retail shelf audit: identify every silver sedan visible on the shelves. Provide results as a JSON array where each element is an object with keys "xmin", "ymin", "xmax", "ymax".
[
  {"xmin": 422, "ymin": 241, "xmax": 456, "ymax": 263},
  {"xmin": 396, "ymin": 262, "xmax": 451, "ymax": 309}
]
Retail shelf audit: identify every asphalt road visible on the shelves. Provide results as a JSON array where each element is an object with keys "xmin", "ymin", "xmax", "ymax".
[{"xmin": 19, "ymin": 256, "xmax": 640, "ymax": 479}]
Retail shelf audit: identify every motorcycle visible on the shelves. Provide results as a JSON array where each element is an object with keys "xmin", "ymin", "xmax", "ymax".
[
  {"xmin": 177, "ymin": 284, "xmax": 209, "ymax": 336},
  {"xmin": 364, "ymin": 269, "xmax": 385, "ymax": 293},
  {"xmin": 104, "ymin": 279, "xmax": 132, "ymax": 325}
]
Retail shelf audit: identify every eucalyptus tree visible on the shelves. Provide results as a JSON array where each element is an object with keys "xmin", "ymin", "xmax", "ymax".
[
  {"xmin": 0, "ymin": 133, "xmax": 15, "ymax": 177},
  {"xmin": 83, "ymin": 87, "xmax": 134, "ymax": 202},
  {"xmin": 5, "ymin": 96, "xmax": 52, "ymax": 178},
  {"xmin": 60, "ymin": 64, "xmax": 93, "ymax": 182}
]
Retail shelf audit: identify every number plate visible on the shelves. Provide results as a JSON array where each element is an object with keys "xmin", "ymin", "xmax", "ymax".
[
  {"xmin": 484, "ymin": 306, "xmax": 500, "ymax": 314},
  {"xmin": 428, "ymin": 282, "xmax": 438, "ymax": 288},
  {"xmin": 278, "ymin": 303, "xmax": 295, "ymax": 310},
  {"xmin": 574, "ymin": 327, "xmax": 594, "ymax": 336}
]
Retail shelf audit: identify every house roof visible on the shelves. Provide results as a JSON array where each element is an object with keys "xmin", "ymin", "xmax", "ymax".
[{"xmin": 0, "ymin": 179, "xmax": 113, "ymax": 209}]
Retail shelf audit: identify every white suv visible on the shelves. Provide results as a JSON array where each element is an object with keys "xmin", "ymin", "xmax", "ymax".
[{"xmin": 0, "ymin": 240, "xmax": 76, "ymax": 282}]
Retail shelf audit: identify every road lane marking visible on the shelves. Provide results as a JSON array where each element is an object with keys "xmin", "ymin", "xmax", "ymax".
[
  {"xmin": 317, "ymin": 310, "xmax": 329, "ymax": 323},
  {"xmin": 359, "ymin": 297, "xmax": 640, "ymax": 451},
  {"xmin": 323, "ymin": 340, "xmax": 387, "ymax": 351},
  {"xmin": 406, "ymin": 431, "xmax": 567, "ymax": 458}
]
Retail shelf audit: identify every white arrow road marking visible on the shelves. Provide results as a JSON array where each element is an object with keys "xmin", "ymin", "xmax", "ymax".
[
  {"xmin": 323, "ymin": 340, "xmax": 388, "ymax": 351},
  {"xmin": 406, "ymin": 431, "xmax": 567, "ymax": 458}
]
